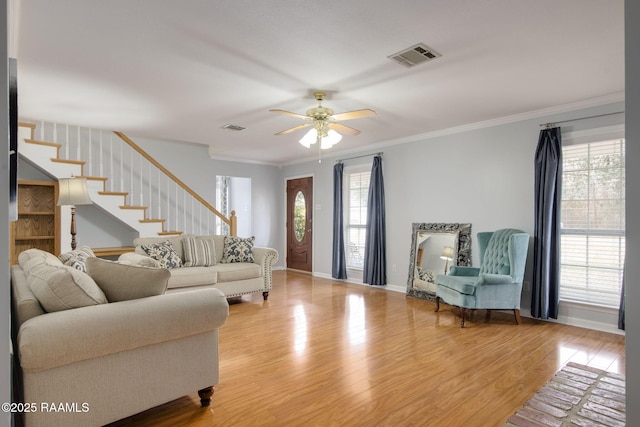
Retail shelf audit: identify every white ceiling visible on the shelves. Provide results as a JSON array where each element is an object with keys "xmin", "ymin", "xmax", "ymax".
[{"xmin": 14, "ymin": 0, "xmax": 624, "ymax": 165}]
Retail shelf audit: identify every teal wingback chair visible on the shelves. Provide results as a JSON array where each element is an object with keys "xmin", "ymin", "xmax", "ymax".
[{"xmin": 435, "ymin": 229, "xmax": 529, "ymax": 327}]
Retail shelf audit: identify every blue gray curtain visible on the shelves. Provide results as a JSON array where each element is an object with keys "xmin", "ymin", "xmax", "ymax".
[
  {"xmin": 363, "ymin": 155, "xmax": 386, "ymax": 286},
  {"xmin": 619, "ymin": 265, "xmax": 625, "ymax": 330},
  {"xmin": 332, "ymin": 162, "xmax": 347, "ymax": 279},
  {"xmin": 531, "ymin": 127, "xmax": 562, "ymax": 319}
]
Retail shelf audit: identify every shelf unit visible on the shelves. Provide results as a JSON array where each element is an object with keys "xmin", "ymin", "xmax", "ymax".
[{"xmin": 10, "ymin": 180, "xmax": 60, "ymax": 265}]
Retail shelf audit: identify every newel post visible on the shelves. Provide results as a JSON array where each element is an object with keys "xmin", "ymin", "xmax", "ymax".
[{"xmin": 229, "ymin": 210, "xmax": 237, "ymax": 236}]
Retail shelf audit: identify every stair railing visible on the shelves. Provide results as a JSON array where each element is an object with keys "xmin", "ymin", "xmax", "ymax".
[{"xmin": 32, "ymin": 121, "xmax": 237, "ymax": 236}]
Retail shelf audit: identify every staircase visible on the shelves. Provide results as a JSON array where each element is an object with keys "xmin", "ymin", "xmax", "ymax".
[{"xmin": 17, "ymin": 121, "xmax": 236, "ymax": 247}]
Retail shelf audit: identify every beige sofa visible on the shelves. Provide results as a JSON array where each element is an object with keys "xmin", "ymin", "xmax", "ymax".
[
  {"xmin": 11, "ymin": 249, "xmax": 229, "ymax": 427},
  {"xmin": 120, "ymin": 234, "xmax": 279, "ymax": 300}
]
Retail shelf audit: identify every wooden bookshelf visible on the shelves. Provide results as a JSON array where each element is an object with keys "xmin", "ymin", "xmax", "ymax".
[{"xmin": 10, "ymin": 180, "xmax": 60, "ymax": 265}]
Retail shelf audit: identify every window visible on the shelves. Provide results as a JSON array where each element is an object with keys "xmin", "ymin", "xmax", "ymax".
[
  {"xmin": 215, "ymin": 176, "xmax": 230, "ymax": 235},
  {"xmin": 560, "ymin": 138, "xmax": 625, "ymax": 307},
  {"xmin": 344, "ymin": 166, "xmax": 370, "ymax": 269}
]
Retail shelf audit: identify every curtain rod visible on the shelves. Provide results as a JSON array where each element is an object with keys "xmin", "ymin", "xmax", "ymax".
[
  {"xmin": 540, "ymin": 111, "xmax": 624, "ymax": 128},
  {"xmin": 336, "ymin": 152, "xmax": 383, "ymax": 163}
]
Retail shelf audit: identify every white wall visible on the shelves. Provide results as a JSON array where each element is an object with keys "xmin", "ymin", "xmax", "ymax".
[
  {"xmin": 125, "ymin": 136, "xmax": 283, "ymax": 255},
  {"xmin": 625, "ymin": 0, "xmax": 639, "ymax": 423},
  {"xmin": 282, "ymin": 100, "xmax": 625, "ymax": 333},
  {"xmin": 1, "ymin": 2, "xmax": 12, "ymax": 425},
  {"xmin": 229, "ymin": 176, "xmax": 252, "ymax": 237}
]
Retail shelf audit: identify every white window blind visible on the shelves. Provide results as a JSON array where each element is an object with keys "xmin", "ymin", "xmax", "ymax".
[
  {"xmin": 560, "ymin": 138, "xmax": 625, "ymax": 307},
  {"xmin": 345, "ymin": 167, "xmax": 370, "ymax": 269}
]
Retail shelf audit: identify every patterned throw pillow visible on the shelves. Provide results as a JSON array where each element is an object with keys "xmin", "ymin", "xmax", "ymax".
[
  {"xmin": 416, "ymin": 266, "xmax": 435, "ymax": 283},
  {"xmin": 58, "ymin": 246, "xmax": 96, "ymax": 272},
  {"xmin": 140, "ymin": 240, "xmax": 183, "ymax": 269},
  {"xmin": 221, "ymin": 236, "xmax": 255, "ymax": 263},
  {"xmin": 183, "ymin": 237, "xmax": 216, "ymax": 267}
]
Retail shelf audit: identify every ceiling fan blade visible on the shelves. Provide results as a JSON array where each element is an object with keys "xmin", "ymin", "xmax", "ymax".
[
  {"xmin": 329, "ymin": 122, "xmax": 361, "ymax": 136},
  {"xmin": 331, "ymin": 109, "xmax": 376, "ymax": 121},
  {"xmin": 269, "ymin": 109, "xmax": 309, "ymax": 120},
  {"xmin": 274, "ymin": 123, "xmax": 312, "ymax": 135}
]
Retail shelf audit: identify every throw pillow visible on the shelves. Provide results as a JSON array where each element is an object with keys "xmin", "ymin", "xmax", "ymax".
[
  {"xmin": 58, "ymin": 246, "xmax": 96, "ymax": 272},
  {"xmin": 183, "ymin": 237, "xmax": 216, "ymax": 267},
  {"xmin": 85, "ymin": 257, "xmax": 170, "ymax": 302},
  {"xmin": 221, "ymin": 236, "xmax": 255, "ymax": 263},
  {"xmin": 25, "ymin": 262, "xmax": 107, "ymax": 313},
  {"xmin": 416, "ymin": 266, "xmax": 435, "ymax": 283},
  {"xmin": 140, "ymin": 240, "xmax": 183, "ymax": 269}
]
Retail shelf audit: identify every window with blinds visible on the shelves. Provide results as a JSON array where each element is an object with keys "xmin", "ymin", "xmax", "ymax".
[
  {"xmin": 345, "ymin": 167, "xmax": 370, "ymax": 269},
  {"xmin": 560, "ymin": 138, "xmax": 625, "ymax": 307}
]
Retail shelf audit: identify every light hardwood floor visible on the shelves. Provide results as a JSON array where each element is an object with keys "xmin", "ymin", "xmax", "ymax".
[{"xmin": 109, "ymin": 270, "xmax": 625, "ymax": 426}]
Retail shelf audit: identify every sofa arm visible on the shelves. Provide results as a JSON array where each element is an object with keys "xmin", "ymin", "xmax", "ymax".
[
  {"xmin": 18, "ymin": 288, "xmax": 229, "ymax": 372},
  {"xmin": 118, "ymin": 252, "xmax": 161, "ymax": 268},
  {"xmin": 252, "ymin": 247, "xmax": 279, "ymax": 292}
]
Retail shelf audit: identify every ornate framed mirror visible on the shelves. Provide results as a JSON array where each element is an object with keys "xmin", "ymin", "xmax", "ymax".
[{"xmin": 406, "ymin": 223, "xmax": 472, "ymax": 301}]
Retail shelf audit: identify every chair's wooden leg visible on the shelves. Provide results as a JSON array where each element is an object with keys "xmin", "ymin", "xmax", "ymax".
[
  {"xmin": 198, "ymin": 386, "xmax": 214, "ymax": 407},
  {"xmin": 435, "ymin": 296, "xmax": 441, "ymax": 312},
  {"xmin": 485, "ymin": 310, "xmax": 491, "ymax": 322},
  {"xmin": 460, "ymin": 308, "xmax": 467, "ymax": 328},
  {"xmin": 263, "ymin": 291, "xmax": 269, "ymax": 300},
  {"xmin": 514, "ymin": 309, "xmax": 522, "ymax": 325}
]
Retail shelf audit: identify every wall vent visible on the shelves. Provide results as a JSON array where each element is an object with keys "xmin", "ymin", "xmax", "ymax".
[
  {"xmin": 388, "ymin": 43, "xmax": 441, "ymax": 68},
  {"xmin": 222, "ymin": 124, "xmax": 246, "ymax": 131}
]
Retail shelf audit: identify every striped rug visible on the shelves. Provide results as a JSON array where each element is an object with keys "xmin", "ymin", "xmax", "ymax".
[{"xmin": 504, "ymin": 362, "xmax": 625, "ymax": 427}]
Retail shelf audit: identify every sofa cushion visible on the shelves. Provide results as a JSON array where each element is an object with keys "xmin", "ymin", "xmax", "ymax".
[
  {"xmin": 85, "ymin": 257, "xmax": 170, "ymax": 302},
  {"xmin": 183, "ymin": 237, "xmax": 216, "ymax": 267},
  {"xmin": 140, "ymin": 240, "xmax": 183, "ymax": 269},
  {"xmin": 19, "ymin": 250, "xmax": 107, "ymax": 313},
  {"xmin": 221, "ymin": 236, "xmax": 255, "ymax": 263},
  {"xmin": 436, "ymin": 275, "xmax": 478, "ymax": 296},
  {"xmin": 58, "ymin": 246, "xmax": 95, "ymax": 272},
  {"xmin": 18, "ymin": 248, "xmax": 62, "ymax": 269},
  {"xmin": 215, "ymin": 262, "xmax": 261, "ymax": 282},
  {"xmin": 167, "ymin": 266, "xmax": 217, "ymax": 289}
]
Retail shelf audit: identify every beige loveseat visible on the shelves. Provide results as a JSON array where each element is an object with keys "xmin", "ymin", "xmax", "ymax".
[
  {"xmin": 11, "ymin": 249, "xmax": 229, "ymax": 427},
  {"xmin": 120, "ymin": 234, "xmax": 279, "ymax": 300}
]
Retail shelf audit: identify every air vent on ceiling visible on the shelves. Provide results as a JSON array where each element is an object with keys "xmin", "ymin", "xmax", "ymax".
[
  {"xmin": 222, "ymin": 124, "xmax": 246, "ymax": 131},
  {"xmin": 388, "ymin": 43, "xmax": 441, "ymax": 68}
]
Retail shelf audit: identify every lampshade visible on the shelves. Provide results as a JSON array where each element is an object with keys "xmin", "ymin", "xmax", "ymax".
[
  {"xmin": 440, "ymin": 246, "xmax": 454, "ymax": 261},
  {"xmin": 57, "ymin": 178, "xmax": 92, "ymax": 206},
  {"xmin": 299, "ymin": 128, "xmax": 318, "ymax": 148},
  {"xmin": 320, "ymin": 129, "xmax": 342, "ymax": 149}
]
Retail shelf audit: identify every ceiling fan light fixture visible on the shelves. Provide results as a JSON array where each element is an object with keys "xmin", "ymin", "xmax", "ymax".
[
  {"xmin": 299, "ymin": 128, "xmax": 318, "ymax": 148},
  {"xmin": 321, "ymin": 129, "xmax": 342, "ymax": 149}
]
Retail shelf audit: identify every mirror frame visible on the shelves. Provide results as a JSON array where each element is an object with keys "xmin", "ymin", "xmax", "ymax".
[{"xmin": 406, "ymin": 222, "xmax": 472, "ymax": 301}]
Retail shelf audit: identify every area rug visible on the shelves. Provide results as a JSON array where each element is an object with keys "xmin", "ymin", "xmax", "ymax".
[{"xmin": 504, "ymin": 362, "xmax": 625, "ymax": 427}]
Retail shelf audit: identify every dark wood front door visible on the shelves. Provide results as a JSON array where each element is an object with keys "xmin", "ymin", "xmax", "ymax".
[{"xmin": 286, "ymin": 177, "xmax": 313, "ymax": 272}]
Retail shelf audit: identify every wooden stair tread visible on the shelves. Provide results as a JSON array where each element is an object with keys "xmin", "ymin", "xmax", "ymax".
[
  {"xmin": 120, "ymin": 205, "xmax": 147, "ymax": 210},
  {"xmin": 19, "ymin": 122, "xmax": 36, "ymax": 129},
  {"xmin": 51, "ymin": 158, "xmax": 85, "ymax": 165},
  {"xmin": 78, "ymin": 176, "xmax": 108, "ymax": 181},
  {"xmin": 98, "ymin": 191, "xmax": 128, "ymax": 196},
  {"xmin": 25, "ymin": 139, "xmax": 61, "ymax": 148},
  {"xmin": 92, "ymin": 246, "xmax": 135, "ymax": 257},
  {"xmin": 158, "ymin": 231, "xmax": 183, "ymax": 236},
  {"xmin": 139, "ymin": 219, "xmax": 165, "ymax": 223}
]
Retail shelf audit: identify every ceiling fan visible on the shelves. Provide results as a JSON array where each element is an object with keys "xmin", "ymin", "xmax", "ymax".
[{"xmin": 270, "ymin": 92, "xmax": 376, "ymax": 150}]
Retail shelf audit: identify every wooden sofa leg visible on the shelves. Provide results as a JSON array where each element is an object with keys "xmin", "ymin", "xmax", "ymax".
[
  {"xmin": 435, "ymin": 296, "xmax": 441, "ymax": 312},
  {"xmin": 460, "ymin": 308, "xmax": 467, "ymax": 328},
  {"xmin": 514, "ymin": 309, "xmax": 522, "ymax": 325},
  {"xmin": 485, "ymin": 310, "xmax": 491, "ymax": 322},
  {"xmin": 198, "ymin": 386, "xmax": 214, "ymax": 407},
  {"xmin": 263, "ymin": 291, "xmax": 269, "ymax": 301}
]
